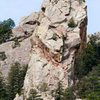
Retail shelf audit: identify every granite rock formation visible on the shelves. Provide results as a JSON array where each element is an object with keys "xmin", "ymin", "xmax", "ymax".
[
  {"xmin": 0, "ymin": 12, "xmax": 39, "ymax": 79},
  {"xmin": 16, "ymin": 0, "xmax": 87, "ymax": 100},
  {"xmin": 0, "ymin": 0, "xmax": 87, "ymax": 100}
]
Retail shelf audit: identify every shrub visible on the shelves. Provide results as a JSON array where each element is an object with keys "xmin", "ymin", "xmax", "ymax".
[
  {"xmin": 86, "ymin": 92, "xmax": 100, "ymax": 100},
  {"xmin": 0, "ymin": 73, "xmax": 7, "ymax": 100},
  {"xmin": 75, "ymin": 64, "xmax": 100, "ymax": 99},
  {"xmin": 52, "ymin": 82, "xmax": 64, "ymax": 100},
  {"xmin": 0, "ymin": 18, "xmax": 15, "ymax": 44},
  {"xmin": 7, "ymin": 62, "xmax": 28, "ymax": 100},
  {"xmin": 68, "ymin": 17, "xmax": 77, "ymax": 28},
  {"xmin": 38, "ymin": 83, "xmax": 49, "ymax": 92},
  {"xmin": 63, "ymin": 88, "xmax": 75, "ymax": 100},
  {"xmin": 0, "ymin": 52, "xmax": 7, "ymax": 61},
  {"xmin": 73, "ymin": 34, "xmax": 100, "ymax": 99},
  {"xmin": 12, "ymin": 37, "xmax": 20, "ymax": 48},
  {"xmin": 82, "ymin": 0, "xmax": 85, "ymax": 2},
  {"xmin": 52, "ymin": 81, "xmax": 75, "ymax": 100},
  {"xmin": 74, "ymin": 40, "xmax": 97, "ymax": 79},
  {"xmin": 27, "ymin": 89, "xmax": 43, "ymax": 100}
]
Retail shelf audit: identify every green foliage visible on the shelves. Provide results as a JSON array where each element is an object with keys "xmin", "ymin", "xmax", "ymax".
[
  {"xmin": 0, "ymin": 18, "xmax": 15, "ymax": 44},
  {"xmin": 63, "ymin": 88, "xmax": 75, "ymax": 100},
  {"xmin": 38, "ymin": 83, "xmax": 48, "ymax": 92},
  {"xmin": 0, "ymin": 34, "xmax": 100, "ymax": 100},
  {"xmin": 89, "ymin": 34, "xmax": 100, "ymax": 59},
  {"xmin": 52, "ymin": 82, "xmax": 64, "ymax": 100},
  {"xmin": 82, "ymin": 0, "xmax": 85, "ymax": 2},
  {"xmin": 52, "ymin": 82, "xmax": 75, "ymax": 100},
  {"xmin": 86, "ymin": 92, "xmax": 100, "ymax": 100},
  {"xmin": 68, "ymin": 17, "xmax": 77, "ymax": 28},
  {"xmin": 74, "ymin": 34, "xmax": 100, "ymax": 99},
  {"xmin": 74, "ymin": 44, "xmax": 96, "ymax": 79},
  {"xmin": 7, "ymin": 62, "xmax": 28, "ymax": 100},
  {"xmin": 75, "ymin": 64, "xmax": 100, "ymax": 99},
  {"xmin": 2, "ymin": 18, "xmax": 15, "ymax": 28},
  {"xmin": 27, "ymin": 89, "xmax": 43, "ymax": 100},
  {"xmin": 74, "ymin": 35, "xmax": 98, "ymax": 79},
  {"xmin": 0, "ymin": 73, "xmax": 7, "ymax": 100},
  {"xmin": 79, "ymin": 0, "xmax": 85, "ymax": 3},
  {"xmin": 0, "ymin": 52, "xmax": 7, "ymax": 61},
  {"xmin": 0, "ymin": 62, "xmax": 27, "ymax": 100},
  {"xmin": 12, "ymin": 37, "xmax": 20, "ymax": 48}
]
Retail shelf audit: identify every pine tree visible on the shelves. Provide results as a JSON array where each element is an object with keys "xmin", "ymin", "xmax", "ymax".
[
  {"xmin": 0, "ymin": 73, "xmax": 7, "ymax": 100},
  {"xmin": 63, "ymin": 88, "xmax": 75, "ymax": 100},
  {"xmin": 52, "ymin": 82, "xmax": 64, "ymax": 100},
  {"xmin": 0, "ymin": 18, "xmax": 15, "ymax": 43},
  {"xmin": 27, "ymin": 89, "xmax": 43, "ymax": 100},
  {"xmin": 7, "ymin": 62, "xmax": 28, "ymax": 100}
]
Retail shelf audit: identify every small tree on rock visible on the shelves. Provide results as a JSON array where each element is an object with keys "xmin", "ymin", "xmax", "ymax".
[{"xmin": 27, "ymin": 89, "xmax": 43, "ymax": 100}]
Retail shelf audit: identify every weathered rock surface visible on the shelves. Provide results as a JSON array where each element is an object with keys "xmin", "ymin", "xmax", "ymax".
[
  {"xmin": 0, "ymin": 0, "xmax": 87, "ymax": 100},
  {"xmin": 0, "ymin": 37, "xmax": 31, "ymax": 79},
  {"xmin": 0, "ymin": 12, "xmax": 39, "ymax": 79},
  {"xmin": 15, "ymin": 0, "xmax": 87, "ymax": 100}
]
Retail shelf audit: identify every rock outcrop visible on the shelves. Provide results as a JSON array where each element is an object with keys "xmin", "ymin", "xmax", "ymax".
[
  {"xmin": 0, "ymin": 0, "xmax": 87, "ymax": 99},
  {"xmin": 0, "ymin": 37, "xmax": 31, "ymax": 79},
  {"xmin": 0, "ymin": 12, "xmax": 39, "ymax": 79},
  {"xmin": 15, "ymin": 0, "xmax": 87, "ymax": 100}
]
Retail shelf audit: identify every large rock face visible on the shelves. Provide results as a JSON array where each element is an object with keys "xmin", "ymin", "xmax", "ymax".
[
  {"xmin": 0, "ymin": 37, "xmax": 31, "ymax": 79},
  {"xmin": 16, "ymin": 0, "xmax": 87, "ymax": 100},
  {"xmin": 0, "ymin": 12, "xmax": 39, "ymax": 79}
]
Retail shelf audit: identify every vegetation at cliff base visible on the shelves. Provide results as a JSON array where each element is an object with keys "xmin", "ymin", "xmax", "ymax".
[
  {"xmin": 0, "ymin": 17, "xmax": 100, "ymax": 100},
  {"xmin": 0, "ymin": 52, "xmax": 7, "ymax": 61},
  {"xmin": 52, "ymin": 82, "xmax": 75, "ymax": 100},
  {"xmin": 0, "ymin": 62, "xmax": 28, "ymax": 100},
  {"xmin": 27, "ymin": 89, "xmax": 43, "ymax": 100},
  {"xmin": 75, "ymin": 64, "xmax": 100, "ymax": 99},
  {"xmin": 0, "ymin": 73, "xmax": 7, "ymax": 100},
  {"xmin": 7, "ymin": 62, "xmax": 28, "ymax": 100},
  {"xmin": 51, "ymin": 34, "xmax": 100, "ymax": 100},
  {"xmin": 74, "ymin": 35, "xmax": 97, "ymax": 79},
  {"xmin": 74, "ymin": 34, "xmax": 100, "ymax": 99}
]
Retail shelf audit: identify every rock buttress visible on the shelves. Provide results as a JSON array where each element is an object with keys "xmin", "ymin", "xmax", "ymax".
[{"xmin": 15, "ymin": 0, "xmax": 87, "ymax": 100}]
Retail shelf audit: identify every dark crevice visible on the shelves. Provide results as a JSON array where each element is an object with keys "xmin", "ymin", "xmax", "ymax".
[
  {"xmin": 48, "ymin": 25, "xmax": 56, "ymax": 29},
  {"xmin": 25, "ymin": 21, "xmax": 36, "ymax": 25},
  {"xmin": 25, "ymin": 20, "xmax": 40, "ymax": 26},
  {"xmin": 41, "ymin": 7, "xmax": 46, "ymax": 12},
  {"xmin": 65, "ymin": 0, "xmax": 72, "ymax": 16}
]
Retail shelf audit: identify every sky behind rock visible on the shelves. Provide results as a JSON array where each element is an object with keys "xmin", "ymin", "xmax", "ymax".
[
  {"xmin": 0, "ymin": 0, "xmax": 99, "ymax": 34},
  {"xmin": 86, "ymin": 0, "xmax": 100, "ymax": 33},
  {"xmin": 0, "ymin": 0, "xmax": 43, "ymax": 24}
]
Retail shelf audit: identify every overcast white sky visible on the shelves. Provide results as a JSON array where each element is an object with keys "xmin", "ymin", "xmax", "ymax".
[{"xmin": 0, "ymin": 0, "xmax": 99, "ymax": 34}]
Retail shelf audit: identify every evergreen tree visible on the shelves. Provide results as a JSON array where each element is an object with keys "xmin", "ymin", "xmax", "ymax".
[
  {"xmin": 0, "ymin": 73, "xmax": 7, "ymax": 100},
  {"xmin": 74, "ymin": 34, "xmax": 100, "ymax": 99},
  {"xmin": 75, "ymin": 64, "xmax": 100, "ymax": 99},
  {"xmin": 7, "ymin": 62, "xmax": 28, "ymax": 100},
  {"xmin": 0, "ymin": 18, "xmax": 15, "ymax": 43},
  {"xmin": 63, "ymin": 88, "xmax": 75, "ymax": 100},
  {"xmin": 52, "ymin": 82, "xmax": 75, "ymax": 100},
  {"xmin": 52, "ymin": 82, "xmax": 64, "ymax": 100},
  {"xmin": 27, "ymin": 89, "xmax": 43, "ymax": 100},
  {"xmin": 74, "ymin": 37, "xmax": 97, "ymax": 79}
]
